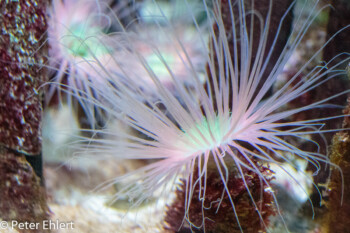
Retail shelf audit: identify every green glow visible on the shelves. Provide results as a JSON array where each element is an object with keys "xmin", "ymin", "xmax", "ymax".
[
  {"xmin": 146, "ymin": 53, "xmax": 175, "ymax": 78},
  {"xmin": 180, "ymin": 116, "xmax": 230, "ymax": 152},
  {"xmin": 62, "ymin": 24, "xmax": 109, "ymax": 58}
]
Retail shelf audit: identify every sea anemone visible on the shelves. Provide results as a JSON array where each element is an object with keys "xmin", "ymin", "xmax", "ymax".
[
  {"xmin": 110, "ymin": 25, "xmax": 208, "ymax": 98},
  {"xmin": 102, "ymin": 0, "xmax": 210, "ymax": 99},
  {"xmin": 45, "ymin": 0, "xmax": 209, "ymax": 125},
  {"xmin": 73, "ymin": 0, "xmax": 349, "ymax": 231},
  {"xmin": 45, "ymin": 0, "xmax": 136, "ymax": 125}
]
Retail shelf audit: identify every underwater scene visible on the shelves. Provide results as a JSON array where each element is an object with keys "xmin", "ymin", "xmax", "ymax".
[{"xmin": 0, "ymin": 0, "xmax": 350, "ymax": 232}]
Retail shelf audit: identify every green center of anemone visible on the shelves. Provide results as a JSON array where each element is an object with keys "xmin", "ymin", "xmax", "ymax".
[
  {"xmin": 62, "ymin": 24, "xmax": 110, "ymax": 58},
  {"xmin": 180, "ymin": 116, "xmax": 231, "ymax": 153},
  {"xmin": 146, "ymin": 53, "xmax": 175, "ymax": 78}
]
